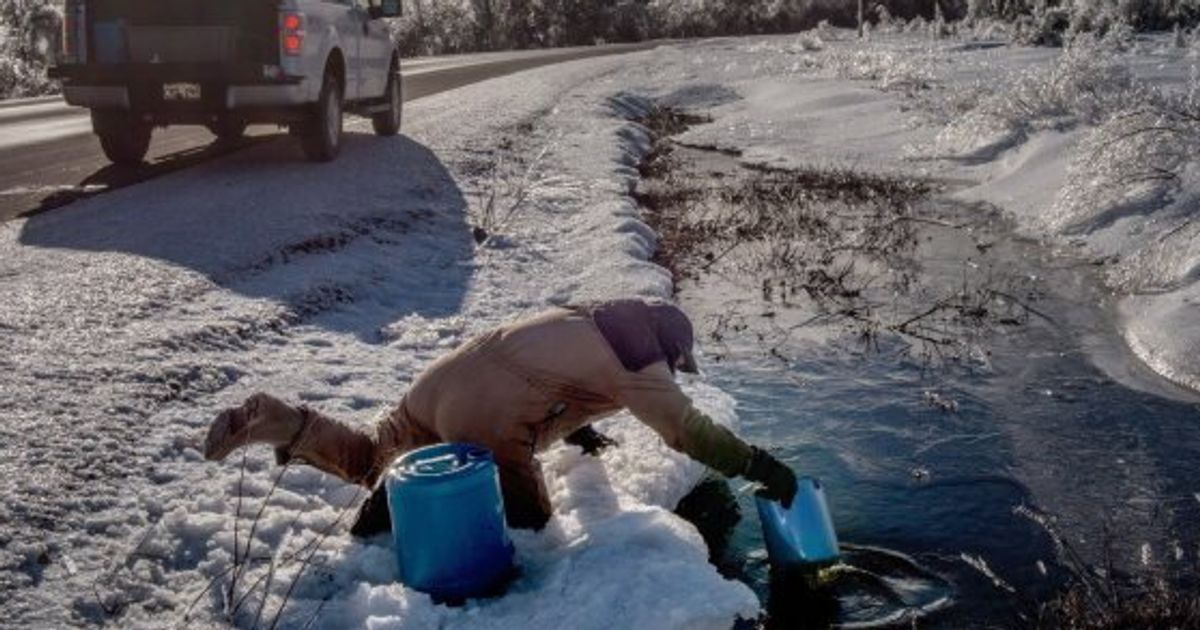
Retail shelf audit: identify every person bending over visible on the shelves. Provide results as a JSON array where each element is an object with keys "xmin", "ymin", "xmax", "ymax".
[{"xmin": 204, "ymin": 298, "xmax": 797, "ymax": 534}]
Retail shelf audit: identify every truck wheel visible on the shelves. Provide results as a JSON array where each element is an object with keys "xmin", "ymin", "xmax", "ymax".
[
  {"xmin": 207, "ymin": 118, "xmax": 248, "ymax": 142},
  {"xmin": 372, "ymin": 63, "xmax": 402, "ymax": 137},
  {"xmin": 301, "ymin": 71, "xmax": 343, "ymax": 162},
  {"xmin": 92, "ymin": 110, "xmax": 152, "ymax": 166}
]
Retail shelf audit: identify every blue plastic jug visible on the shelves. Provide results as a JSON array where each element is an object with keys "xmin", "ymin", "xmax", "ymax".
[
  {"xmin": 385, "ymin": 443, "xmax": 515, "ymax": 601},
  {"xmin": 755, "ymin": 477, "xmax": 840, "ymax": 568}
]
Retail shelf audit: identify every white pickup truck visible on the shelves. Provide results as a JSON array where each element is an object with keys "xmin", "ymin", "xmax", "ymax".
[{"xmin": 49, "ymin": 0, "xmax": 404, "ymax": 164}]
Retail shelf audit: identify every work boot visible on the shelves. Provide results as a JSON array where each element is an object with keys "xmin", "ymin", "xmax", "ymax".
[
  {"xmin": 204, "ymin": 393, "xmax": 304, "ymax": 461},
  {"xmin": 350, "ymin": 484, "xmax": 392, "ymax": 538}
]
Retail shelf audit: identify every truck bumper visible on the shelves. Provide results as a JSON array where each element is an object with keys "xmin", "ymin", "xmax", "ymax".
[
  {"xmin": 50, "ymin": 62, "xmax": 310, "ymax": 122},
  {"xmin": 49, "ymin": 62, "xmax": 300, "ymax": 85},
  {"xmin": 63, "ymin": 86, "xmax": 130, "ymax": 109},
  {"xmin": 61, "ymin": 83, "xmax": 311, "ymax": 115},
  {"xmin": 226, "ymin": 82, "xmax": 311, "ymax": 109}
]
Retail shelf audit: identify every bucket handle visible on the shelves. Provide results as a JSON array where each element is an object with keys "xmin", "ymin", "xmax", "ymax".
[{"xmin": 413, "ymin": 452, "xmax": 462, "ymax": 474}]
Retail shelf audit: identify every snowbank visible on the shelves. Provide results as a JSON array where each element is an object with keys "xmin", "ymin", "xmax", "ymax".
[{"xmin": 934, "ymin": 33, "xmax": 1200, "ymax": 395}]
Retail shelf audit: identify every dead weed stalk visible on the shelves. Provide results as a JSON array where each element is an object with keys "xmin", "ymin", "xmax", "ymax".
[
  {"xmin": 471, "ymin": 133, "xmax": 554, "ymax": 246},
  {"xmin": 633, "ymin": 103, "xmax": 1040, "ymax": 364},
  {"xmin": 1014, "ymin": 505, "xmax": 1200, "ymax": 629},
  {"xmin": 174, "ymin": 448, "xmax": 365, "ymax": 629}
]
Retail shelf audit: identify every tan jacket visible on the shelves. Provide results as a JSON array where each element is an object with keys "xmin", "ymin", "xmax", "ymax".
[
  {"xmin": 292, "ymin": 307, "xmax": 752, "ymax": 529},
  {"xmin": 402, "ymin": 307, "xmax": 751, "ymax": 527}
]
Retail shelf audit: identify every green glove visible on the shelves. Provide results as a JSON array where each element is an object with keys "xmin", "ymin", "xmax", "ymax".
[
  {"xmin": 679, "ymin": 407, "xmax": 754, "ymax": 479},
  {"xmin": 745, "ymin": 447, "xmax": 798, "ymax": 508}
]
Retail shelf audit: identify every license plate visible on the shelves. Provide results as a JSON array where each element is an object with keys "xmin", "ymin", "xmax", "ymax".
[{"xmin": 163, "ymin": 82, "xmax": 201, "ymax": 101}]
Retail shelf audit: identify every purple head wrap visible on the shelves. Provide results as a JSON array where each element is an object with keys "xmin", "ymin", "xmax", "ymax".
[{"xmin": 580, "ymin": 299, "xmax": 698, "ymax": 374}]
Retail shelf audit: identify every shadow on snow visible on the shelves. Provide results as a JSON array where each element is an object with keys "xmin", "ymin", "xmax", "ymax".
[{"xmin": 17, "ymin": 132, "xmax": 474, "ymax": 340}]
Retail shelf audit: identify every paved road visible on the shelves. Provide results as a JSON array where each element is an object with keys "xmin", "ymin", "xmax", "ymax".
[{"xmin": 0, "ymin": 42, "xmax": 657, "ymax": 222}]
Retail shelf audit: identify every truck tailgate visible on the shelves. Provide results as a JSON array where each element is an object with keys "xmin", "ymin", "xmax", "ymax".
[
  {"xmin": 126, "ymin": 26, "xmax": 235, "ymax": 64},
  {"xmin": 88, "ymin": 0, "xmax": 280, "ymax": 65}
]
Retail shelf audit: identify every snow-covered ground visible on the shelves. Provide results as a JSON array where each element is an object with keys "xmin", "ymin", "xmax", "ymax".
[
  {"xmin": 2, "ymin": 28, "xmax": 1198, "ymax": 629},
  {"xmin": 0, "ymin": 51, "xmax": 758, "ymax": 628}
]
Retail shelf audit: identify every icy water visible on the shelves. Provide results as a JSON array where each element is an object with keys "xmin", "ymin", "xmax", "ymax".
[{"xmin": 674, "ymin": 187, "xmax": 1200, "ymax": 627}]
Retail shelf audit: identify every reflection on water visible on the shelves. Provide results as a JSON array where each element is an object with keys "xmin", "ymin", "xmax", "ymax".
[{"xmin": 765, "ymin": 545, "xmax": 954, "ymax": 629}]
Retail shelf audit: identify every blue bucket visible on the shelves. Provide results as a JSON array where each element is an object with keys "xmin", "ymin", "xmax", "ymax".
[
  {"xmin": 755, "ymin": 477, "xmax": 840, "ymax": 569},
  {"xmin": 385, "ymin": 443, "xmax": 515, "ymax": 601}
]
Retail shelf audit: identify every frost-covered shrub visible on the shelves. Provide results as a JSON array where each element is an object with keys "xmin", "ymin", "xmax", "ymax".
[
  {"xmin": 250, "ymin": 1, "xmax": 1200, "ymax": 60},
  {"xmin": 933, "ymin": 33, "xmax": 1147, "ymax": 158},
  {"xmin": 965, "ymin": 0, "xmax": 989, "ymax": 22},
  {"xmin": 1075, "ymin": 15, "xmax": 1138, "ymax": 50},
  {"xmin": 875, "ymin": 5, "xmax": 898, "ymax": 32},
  {"xmin": 1173, "ymin": 22, "xmax": 1189, "ymax": 47},
  {"xmin": 929, "ymin": 14, "xmax": 953, "ymax": 39},
  {"xmin": 1053, "ymin": 72, "xmax": 1200, "ymax": 234},
  {"xmin": 0, "ymin": 0, "xmax": 61, "ymax": 98},
  {"xmin": 826, "ymin": 47, "xmax": 937, "ymax": 92},
  {"xmin": 1011, "ymin": 7, "xmax": 1071, "ymax": 46},
  {"xmin": 1092, "ymin": 0, "xmax": 1200, "ymax": 30},
  {"xmin": 795, "ymin": 31, "xmax": 825, "ymax": 51},
  {"xmin": 960, "ymin": 0, "xmax": 1200, "ymax": 46},
  {"xmin": 390, "ymin": 1, "xmax": 476, "ymax": 56},
  {"xmin": 390, "ymin": 0, "xmax": 662, "ymax": 55},
  {"xmin": 815, "ymin": 18, "xmax": 835, "ymax": 39},
  {"xmin": 961, "ymin": 16, "xmax": 1014, "ymax": 41},
  {"xmin": 927, "ymin": 0, "xmax": 957, "ymax": 39},
  {"xmin": 0, "ymin": 54, "xmax": 46, "ymax": 99}
]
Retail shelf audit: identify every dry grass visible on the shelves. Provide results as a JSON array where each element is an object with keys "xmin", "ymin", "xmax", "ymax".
[
  {"xmin": 632, "ymin": 103, "xmax": 1042, "ymax": 363},
  {"xmin": 465, "ymin": 123, "xmax": 554, "ymax": 247},
  {"xmin": 1016, "ymin": 506, "xmax": 1200, "ymax": 630},
  {"xmin": 1039, "ymin": 582, "xmax": 1200, "ymax": 629}
]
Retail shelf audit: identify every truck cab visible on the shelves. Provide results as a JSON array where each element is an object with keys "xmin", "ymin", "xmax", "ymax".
[{"xmin": 50, "ymin": 0, "xmax": 404, "ymax": 164}]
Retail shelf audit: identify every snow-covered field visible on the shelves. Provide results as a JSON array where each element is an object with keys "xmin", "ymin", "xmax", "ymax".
[{"xmin": 2, "ymin": 29, "xmax": 1198, "ymax": 628}]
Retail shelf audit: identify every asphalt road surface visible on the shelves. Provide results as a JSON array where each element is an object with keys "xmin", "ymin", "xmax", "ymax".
[{"xmin": 0, "ymin": 42, "xmax": 657, "ymax": 223}]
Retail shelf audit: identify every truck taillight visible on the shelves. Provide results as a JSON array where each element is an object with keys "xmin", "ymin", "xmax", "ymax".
[
  {"xmin": 62, "ymin": 0, "xmax": 86, "ymax": 63},
  {"xmin": 280, "ymin": 12, "xmax": 305, "ymax": 57}
]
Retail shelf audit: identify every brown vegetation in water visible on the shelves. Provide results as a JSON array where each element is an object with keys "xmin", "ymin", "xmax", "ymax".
[
  {"xmin": 633, "ymin": 104, "xmax": 1039, "ymax": 362},
  {"xmin": 1018, "ymin": 506, "xmax": 1200, "ymax": 629}
]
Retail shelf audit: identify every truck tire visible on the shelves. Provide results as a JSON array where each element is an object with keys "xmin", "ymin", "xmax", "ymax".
[
  {"xmin": 301, "ymin": 71, "xmax": 343, "ymax": 162},
  {"xmin": 372, "ymin": 62, "xmax": 402, "ymax": 137},
  {"xmin": 92, "ymin": 110, "xmax": 152, "ymax": 166},
  {"xmin": 207, "ymin": 117, "xmax": 248, "ymax": 142}
]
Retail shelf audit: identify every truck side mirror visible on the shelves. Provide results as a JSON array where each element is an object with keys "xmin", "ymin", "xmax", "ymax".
[{"xmin": 369, "ymin": 0, "xmax": 402, "ymax": 19}]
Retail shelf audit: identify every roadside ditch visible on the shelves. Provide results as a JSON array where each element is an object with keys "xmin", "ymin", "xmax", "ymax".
[{"xmin": 622, "ymin": 99, "xmax": 1199, "ymax": 629}]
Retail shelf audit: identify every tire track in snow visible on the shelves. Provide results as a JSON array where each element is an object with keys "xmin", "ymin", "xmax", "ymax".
[
  {"xmin": 0, "ymin": 187, "xmax": 465, "ymax": 623},
  {"xmin": 154, "ymin": 212, "xmax": 428, "ymax": 357}
]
